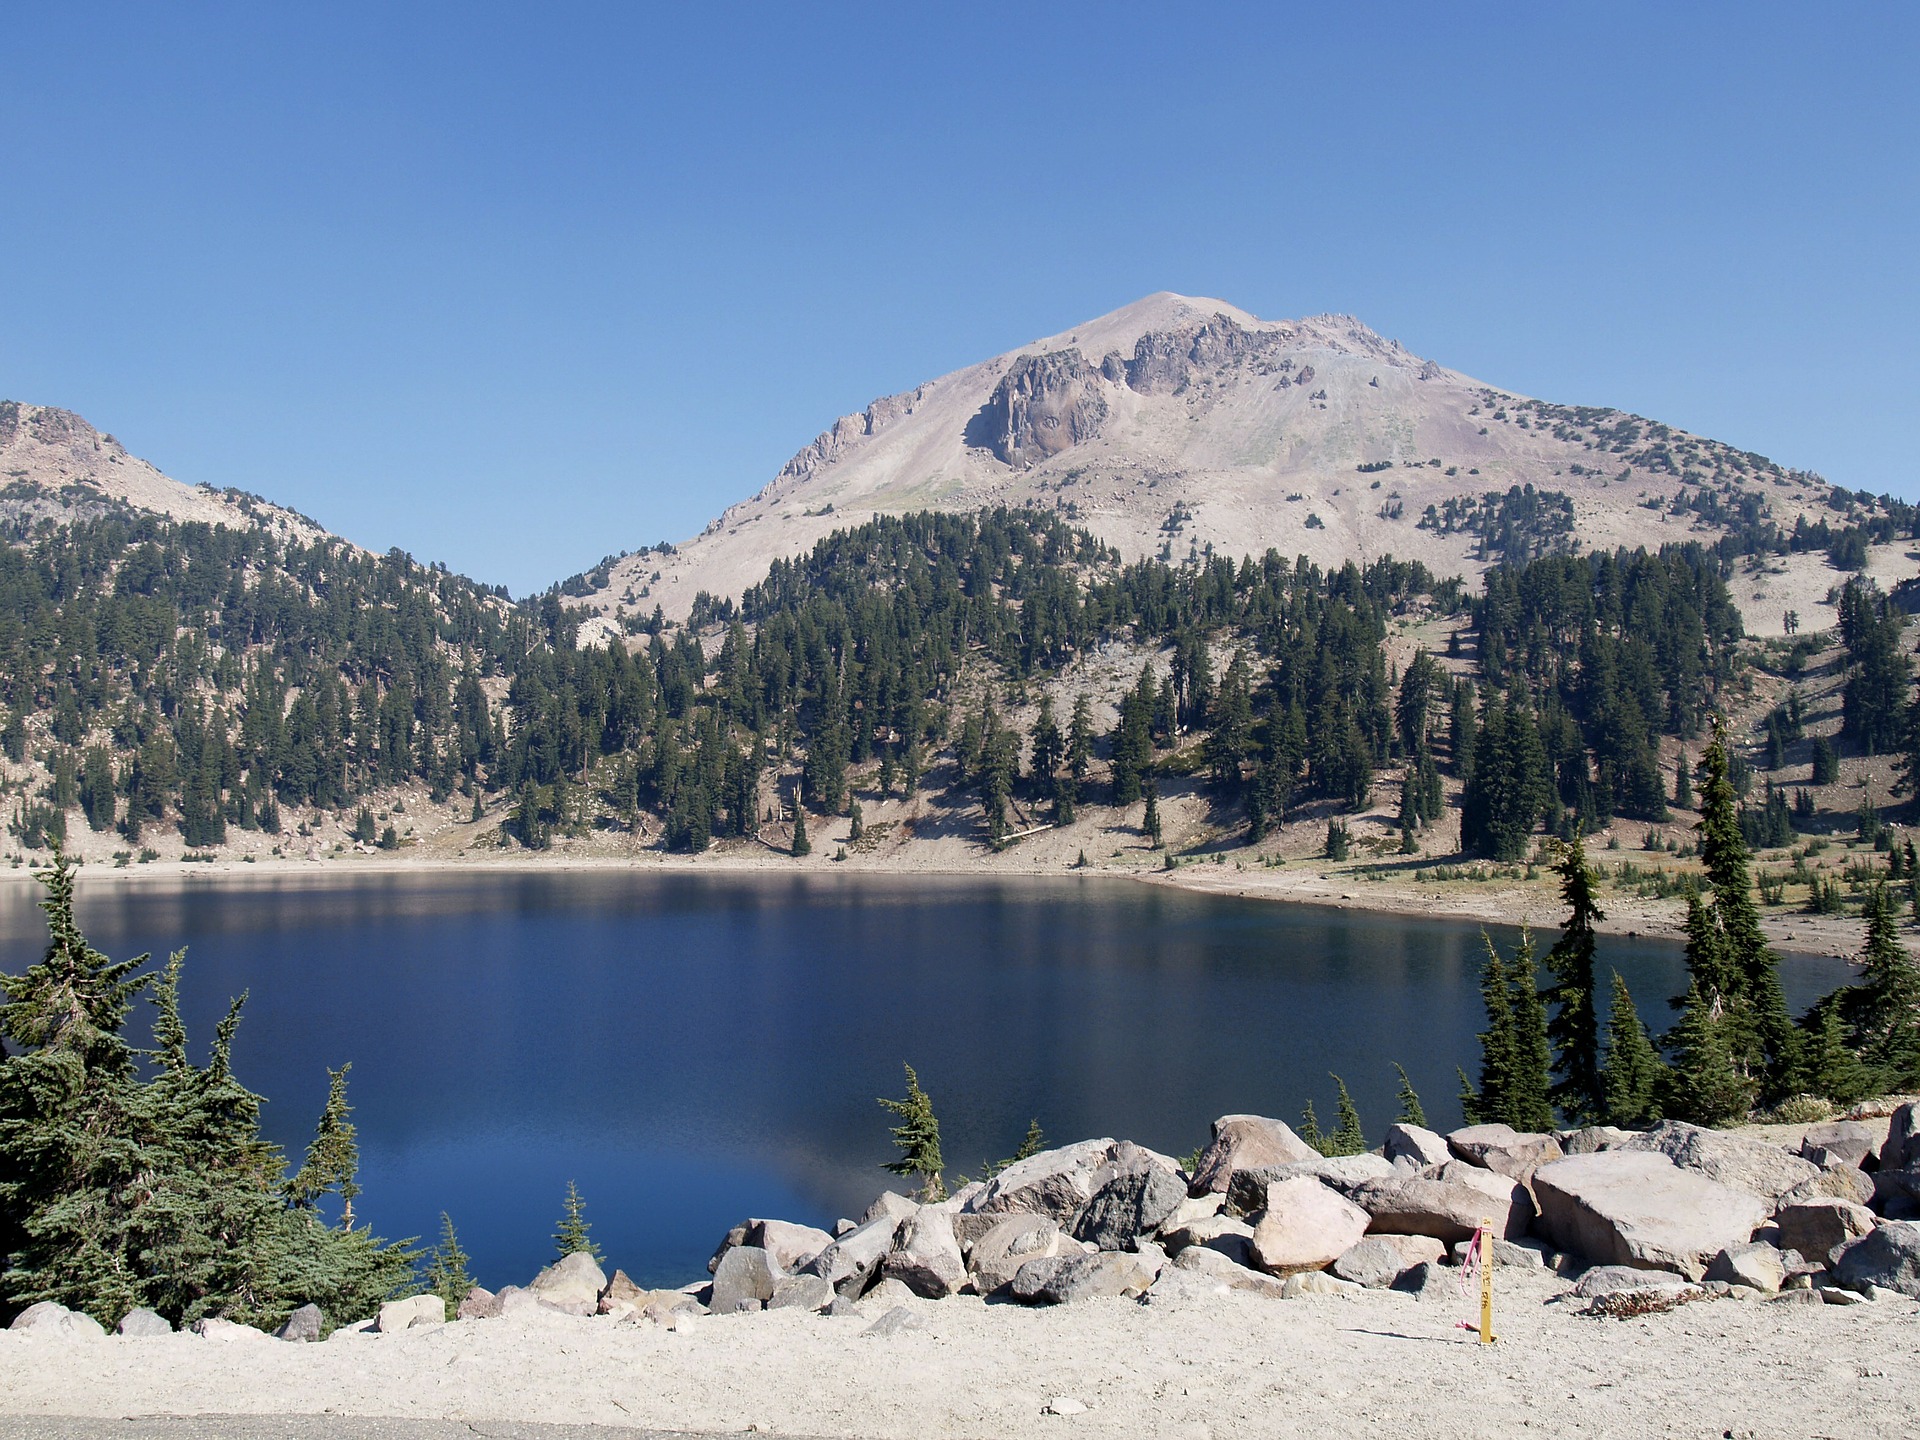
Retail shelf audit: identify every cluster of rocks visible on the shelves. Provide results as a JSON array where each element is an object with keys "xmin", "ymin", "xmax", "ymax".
[{"xmin": 12, "ymin": 1103, "xmax": 1920, "ymax": 1343}]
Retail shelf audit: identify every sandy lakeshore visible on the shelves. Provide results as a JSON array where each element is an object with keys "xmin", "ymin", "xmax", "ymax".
[{"xmin": 1, "ymin": 1271, "xmax": 1916, "ymax": 1439}]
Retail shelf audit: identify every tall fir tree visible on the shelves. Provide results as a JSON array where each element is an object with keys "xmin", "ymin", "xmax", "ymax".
[
  {"xmin": 1392, "ymin": 1063, "xmax": 1426, "ymax": 1128},
  {"xmin": 1601, "ymin": 970, "xmax": 1662, "ymax": 1127},
  {"xmin": 1543, "ymin": 837, "xmax": 1606, "ymax": 1124},
  {"xmin": 1325, "ymin": 1074, "xmax": 1366, "ymax": 1156},
  {"xmin": 1841, "ymin": 884, "xmax": 1920, "ymax": 1090},
  {"xmin": 1507, "ymin": 929, "xmax": 1557, "ymax": 1133},
  {"xmin": 423, "ymin": 1213, "xmax": 476, "ymax": 1317},
  {"xmin": 553, "ymin": 1180, "xmax": 602, "ymax": 1260},
  {"xmin": 1462, "ymin": 932, "xmax": 1516, "ymax": 1127},
  {"xmin": 878, "ymin": 1063, "xmax": 946, "ymax": 1201}
]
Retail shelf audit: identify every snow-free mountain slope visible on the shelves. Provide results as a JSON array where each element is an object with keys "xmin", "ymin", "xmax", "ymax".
[{"xmin": 573, "ymin": 293, "xmax": 1839, "ymax": 627}]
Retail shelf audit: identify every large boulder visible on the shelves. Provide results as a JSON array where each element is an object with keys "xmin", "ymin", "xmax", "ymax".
[
  {"xmin": 528, "ymin": 1252, "xmax": 608, "ymax": 1316},
  {"xmin": 1169, "ymin": 1245, "xmax": 1288, "ymax": 1298},
  {"xmin": 456, "ymin": 1287, "xmax": 500, "ymax": 1320},
  {"xmin": 1350, "ymin": 1169, "xmax": 1530, "ymax": 1244},
  {"xmin": 745, "ymin": 1220, "xmax": 835, "ymax": 1272},
  {"xmin": 1072, "ymin": 1142, "xmax": 1186, "ymax": 1249},
  {"xmin": 882, "ymin": 1208, "xmax": 967, "ymax": 1299},
  {"xmin": 1774, "ymin": 1199, "xmax": 1877, "ymax": 1266},
  {"xmin": 1798, "ymin": 1121, "xmax": 1879, "ymax": 1171},
  {"xmin": 1777, "ymin": 1164, "xmax": 1875, "ymax": 1209},
  {"xmin": 768, "ymin": 1274, "xmax": 834, "ymax": 1312},
  {"xmin": 1832, "ymin": 1220, "xmax": 1920, "ymax": 1298},
  {"xmin": 710, "ymin": 1245, "xmax": 782, "ymax": 1312},
  {"xmin": 1384, "ymin": 1123, "xmax": 1451, "ymax": 1169},
  {"xmin": 1703, "ymin": 1242, "xmax": 1786, "ymax": 1294},
  {"xmin": 118, "ymin": 1308, "xmax": 173, "ymax": 1338},
  {"xmin": 966, "ymin": 1214, "xmax": 1074, "ymax": 1294},
  {"xmin": 1013, "ymin": 1248, "xmax": 1159, "ymax": 1304},
  {"xmin": 1570, "ymin": 1265, "xmax": 1693, "ymax": 1299},
  {"xmin": 376, "ymin": 1295, "xmax": 445, "ymax": 1332},
  {"xmin": 1157, "ymin": 1212, "xmax": 1256, "ymax": 1268},
  {"xmin": 273, "ymin": 1304, "xmax": 325, "ymax": 1342},
  {"xmin": 1447, "ymin": 1124, "xmax": 1564, "ymax": 1183},
  {"xmin": 966, "ymin": 1139, "xmax": 1126, "ymax": 1224},
  {"xmin": 1557, "ymin": 1126, "xmax": 1634, "ymax": 1156},
  {"xmin": 1874, "ymin": 1166, "xmax": 1920, "ymax": 1220},
  {"xmin": 801, "ymin": 1208, "xmax": 909, "ymax": 1296},
  {"xmin": 1224, "ymin": 1154, "xmax": 1394, "ymax": 1217},
  {"xmin": 1879, "ymin": 1102, "xmax": 1918, "ymax": 1172},
  {"xmin": 1187, "ymin": 1116, "xmax": 1319, "ymax": 1196},
  {"xmin": 1531, "ymin": 1150, "xmax": 1768, "ymax": 1280},
  {"xmin": 10, "ymin": 1302, "xmax": 106, "ymax": 1338},
  {"xmin": 1331, "ymin": 1234, "xmax": 1446, "ymax": 1289},
  {"xmin": 1247, "ymin": 1177, "xmax": 1372, "ymax": 1275},
  {"xmin": 1621, "ymin": 1120, "xmax": 1818, "ymax": 1204}
]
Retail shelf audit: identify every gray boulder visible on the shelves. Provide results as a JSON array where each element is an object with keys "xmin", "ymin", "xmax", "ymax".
[
  {"xmin": 375, "ymin": 1294, "xmax": 445, "ymax": 1332},
  {"xmin": 456, "ymin": 1286, "xmax": 499, "ymax": 1320},
  {"xmin": 745, "ymin": 1219, "xmax": 835, "ymax": 1272},
  {"xmin": 710, "ymin": 1244, "xmax": 782, "ymax": 1312},
  {"xmin": 1072, "ymin": 1142, "xmax": 1187, "ymax": 1249},
  {"xmin": 1557, "ymin": 1125, "xmax": 1634, "ymax": 1156},
  {"xmin": 1832, "ymin": 1220, "xmax": 1920, "ymax": 1298},
  {"xmin": 190, "ymin": 1317, "xmax": 270, "ymax": 1341},
  {"xmin": 882, "ymin": 1207, "xmax": 967, "ymax": 1299},
  {"xmin": 274, "ymin": 1304, "xmax": 325, "ymax": 1342},
  {"xmin": 1621, "ymin": 1119, "xmax": 1819, "ymax": 1203},
  {"xmin": 1571, "ymin": 1264, "xmax": 1693, "ymax": 1299},
  {"xmin": 1157, "ymin": 1212, "xmax": 1255, "ymax": 1267},
  {"xmin": 1015, "ymin": 1248, "xmax": 1159, "ymax": 1304},
  {"xmin": 1447, "ymin": 1123, "xmax": 1564, "ymax": 1182},
  {"xmin": 1187, "ymin": 1115, "xmax": 1319, "ymax": 1196},
  {"xmin": 802, "ymin": 1208, "xmax": 909, "ymax": 1296},
  {"xmin": 1384, "ymin": 1123, "xmax": 1451, "ymax": 1169},
  {"xmin": 1777, "ymin": 1163, "xmax": 1875, "ymax": 1209},
  {"xmin": 528, "ymin": 1252, "xmax": 608, "ymax": 1316},
  {"xmin": 1390, "ymin": 1261, "xmax": 1454, "ymax": 1302},
  {"xmin": 861, "ymin": 1304, "xmax": 923, "ymax": 1338},
  {"xmin": 1350, "ymin": 1170, "xmax": 1530, "ymax": 1245},
  {"xmin": 768, "ymin": 1274, "xmax": 834, "ymax": 1312},
  {"xmin": 858, "ymin": 1191, "xmax": 920, "ymax": 1228},
  {"xmin": 1169, "ymin": 1244, "xmax": 1288, "ymax": 1297},
  {"xmin": 1703, "ymin": 1242, "xmax": 1786, "ymax": 1294},
  {"xmin": 1332, "ymin": 1234, "xmax": 1445, "ymax": 1288},
  {"xmin": 1774, "ymin": 1199, "xmax": 1876, "ymax": 1265},
  {"xmin": 966, "ymin": 1214, "xmax": 1072, "ymax": 1294},
  {"xmin": 1531, "ymin": 1150, "xmax": 1768, "ymax": 1279},
  {"xmin": 965, "ymin": 1139, "xmax": 1123, "ymax": 1223},
  {"xmin": 117, "ymin": 1308, "xmax": 173, "ymax": 1338},
  {"xmin": 1879, "ymin": 1102, "xmax": 1918, "ymax": 1172},
  {"xmin": 1798, "ymin": 1121, "xmax": 1879, "ymax": 1170},
  {"xmin": 10, "ymin": 1301, "xmax": 105, "ymax": 1337},
  {"xmin": 1248, "ymin": 1176, "xmax": 1372, "ymax": 1275},
  {"xmin": 1225, "ymin": 1154, "xmax": 1395, "ymax": 1216}
]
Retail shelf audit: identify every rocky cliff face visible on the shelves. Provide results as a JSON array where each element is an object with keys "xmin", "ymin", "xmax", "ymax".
[{"xmin": 563, "ymin": 292, "xmax": 1842, "ymax": 628}]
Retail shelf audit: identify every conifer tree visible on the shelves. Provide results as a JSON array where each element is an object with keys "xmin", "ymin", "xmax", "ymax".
[
  {"xmin": 1799, "ymin": 996, "xmax": 1875, "ymax": 1107},
  {"xmin": 1297, "ymin": 1098, "xmax": 1324, "ymax": 1153},
  {"xmin": 1663, "ymin": 976, "xmax": 1755, "ymax": 1125},
  {"xmin": 790, "ymin": 798, "xmax": 810, "ymax": 857},
  {"xmin": 1011, "ymin": 1118, "xmax": 1044, "ymax": 1163},
  {"xmin": 1673, "ymin": 752, "xmax": 1692, "ymax": 810},
  {"xmin": 1544, "ymin": 837, "xmax": 1606, "ymax": 1124},
  {"xmin": 423, "ymin": 1213, "xmax": 476, "ymax": 1316},
  {"xmin": 878, "ymin": 1063, "xmax": 945, "ymax": 1201},
  {"xmin": 1392, "ymin": 1063, "xmax": 1426, "ymax": 1128},
  {"xmin": 1507, "ymin": 929, "xmax": 1557, "ymax": 1132},
  {"xmin": 1325, "ymin": 1074, "xmax": 1366, "ymax": 1156},
  {"xmin": 553, "ymin": 1180, "xmax": 602, "ymax": 1260},
  {"xmin": 1142, "ymin": 782, "xmax": 1162, "ymax": 848},
  {"xmin": 1601, "ymin": 971, "xmax": 1662, "ymax": 1127},
  {"xmin": 288, "ymin": 1064, "xmax": 362, "ymax": 1226},
  {"xmin": 1841, "ymin": 883, "xmax": 1920, "ymax": 1090},
  {"xmin": 1462, "ymin": 933, "xmax": 1515, "ymax": 1126}
]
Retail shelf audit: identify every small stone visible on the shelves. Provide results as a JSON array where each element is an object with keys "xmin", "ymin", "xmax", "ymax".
[
  {"xmin": 456, "ymin": 1286, "xmax": 500, "ymax": 1320},
  {"xmin": 1571, "ymin": 1265, "xmax": 1691, "ymax": 1300},
  {"xmin": 190, "ymin": 1317, "xmax": 270, "ymax": 1341},
  {"xmin": 273, "ymin": 1304, "xmax": 325, "ymax": 1342},
  {"xmin": 1281, "ymin": 1270, "xmax": 1359, "ymax": 1298},
  {"xmin": 1704, "ymin": 1242, "xmax": 1785, "ymax": 1294},
  {"xmin": 1768, "ymin": 1287, "xmax": 1826, "ymax": 1306},
  {"xmin": 861, "ymin": 1305, "xmax": 923, "ymax": 1337},
  {"xmin": 1044, "ymin": 1397, "xmax": 1088, "ymax": 1416},
  {"xmin": 116, "ymin": 1308, "xmax": 173, "ymax": 1338},
  {"xmin": 1817, "ymin": 1284, "xmax": 1866, "ymax": 1305}
]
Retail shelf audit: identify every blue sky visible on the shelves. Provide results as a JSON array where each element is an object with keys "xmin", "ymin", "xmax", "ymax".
[{"xmin": 1, "ymin": 3, "xmax": 1914, "ymax": 594}]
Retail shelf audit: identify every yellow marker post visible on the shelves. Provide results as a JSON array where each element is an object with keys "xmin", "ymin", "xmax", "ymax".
[{"xmin": 1477, "ymin": 1217, "xmax": 1497, "ymax": 1345}]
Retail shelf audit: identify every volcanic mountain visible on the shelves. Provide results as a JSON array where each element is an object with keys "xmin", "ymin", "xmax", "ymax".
[{"xmin": 570, "ymin": 293, "xmax": 1841, "ymax": 629}]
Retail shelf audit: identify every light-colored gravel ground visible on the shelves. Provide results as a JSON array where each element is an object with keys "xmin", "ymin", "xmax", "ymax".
[{"xmin": 4, "ymin": 1271, "xmax": 1917, "ymax": 1440}]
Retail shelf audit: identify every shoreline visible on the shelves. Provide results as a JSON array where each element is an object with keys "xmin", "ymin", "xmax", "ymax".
[{"xmin": 3, "ymin": 846, "xmax": 1876, "ymax": 963}]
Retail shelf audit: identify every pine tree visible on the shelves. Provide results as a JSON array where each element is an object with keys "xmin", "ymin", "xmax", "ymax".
[
  {"xmin": 1462, "ymin": 932, "xmax": 1516, "ymax": 1126},
  {"xmin": 423, "ymin": 1212, "xmax": 476, "ymax": 1316},
  {"xmin": 1673, "ymin": 753, "xmax": 1693, "ymax": 810},
  {"xmin": 553, "ymin": 1180, "xmax": 602, "ymax": 1260},
  {"xmin": 1841, "ymin": 883, "xmax": 1920, "ymax": 1090},
  {"xmin": 878, "ymin": 1063, "xmax": 946, "ymax": 1201},
  {"xmin": 1543, "ymin": 836, "xmax": 1606, "ymax": 1124},
  {"xmin": 1392, "ymin": 1063, "xmax": 1426, "ymax": 1128},
  {"xmin": 1507, "ymin": 929, "xmax": 1557, "ymax": 1132},
  {"xmin": 1011, "ymin": 1118, "xmax": 1045, "ymax": 1163},
  {"xmin": 1325, "ymin": 1074, "xmax": 1366, "ymax": 1156},
  {"xmin": 1601, "ymin": 971, "xmax": 1662, "ymax": 1127},
  {"xmin": 1142, "ymin": 783, "xmax": 1162, "ymax": 848},
  {"xmin": 288, "ymin": 1064, "xmax": 362, "ymax": 1226},
  {"xmin": 790, "ymin": 798, "xmax": 811, "ymax": 857},
  {"xmin": 1663, "ymin": 976, "xmax": 1753, "ymax": 1126},
  {"xmin": 1297, "ymin": 1098, "xmax": 1324, "ymax": 1152},
  {"xmin": 1799, "ymin": 996, "xmax": 1875, "ymax": 1107}
]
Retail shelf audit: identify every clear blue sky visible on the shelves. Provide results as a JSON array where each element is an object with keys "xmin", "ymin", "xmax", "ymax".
[{"xmin": 2, "ymin": 3, "xmax": 1914, "ymax": 595}]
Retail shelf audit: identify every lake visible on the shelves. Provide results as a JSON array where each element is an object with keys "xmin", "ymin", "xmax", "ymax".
[{"xmin": 0, "ymin": 868, "xmax": 1857, "ymax": 1289}]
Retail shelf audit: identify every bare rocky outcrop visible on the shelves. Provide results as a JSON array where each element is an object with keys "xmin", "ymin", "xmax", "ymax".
[{"xmin": 972, "ymin": 349, "xmax": 1109, "ymax": 467}]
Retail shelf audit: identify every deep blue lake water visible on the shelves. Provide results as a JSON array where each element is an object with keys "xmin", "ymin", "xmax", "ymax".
[{"xmin": 0, "ymin": 869, "xmax": 1857, "ymax": 1290}]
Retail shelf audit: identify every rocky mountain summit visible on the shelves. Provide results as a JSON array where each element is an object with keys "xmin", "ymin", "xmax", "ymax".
[
  {"xmin": 0, "ymin": 400, "xmax": 328, "ymax": 541},
  {"xmin": 571, "ymin": 293, "xmax": 1834, "ymax": 624}
]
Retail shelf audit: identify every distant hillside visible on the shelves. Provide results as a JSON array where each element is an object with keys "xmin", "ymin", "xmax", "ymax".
[
  {"xmin": 566, "ymin": 293, "xmax": 1888, "ymax": 634},
  {"xmin": 0, "ymin": 401, "xmax": 330, "ymax": 542}
]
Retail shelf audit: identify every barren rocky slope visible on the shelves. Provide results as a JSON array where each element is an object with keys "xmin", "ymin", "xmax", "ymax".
[
  {"xmin": 573, "ymin": 292, "xmax": 1839, "ymax": 626},
  {"xmin": 0, "ymin": 401, "xmax": 329, "ymax": 542}
]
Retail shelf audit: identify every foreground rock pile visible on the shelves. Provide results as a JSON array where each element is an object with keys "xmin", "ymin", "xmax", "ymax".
[{"xmin": 12, "ymin": 1104, "xmax": 1920, "ymax": 1341}]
